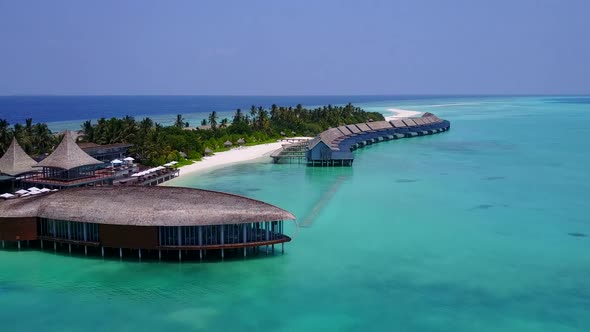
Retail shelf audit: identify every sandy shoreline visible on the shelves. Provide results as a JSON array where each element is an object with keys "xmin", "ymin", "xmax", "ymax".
[
  {"xmin": 168, "ymin": 108, "xmax": 421, "ymax": 180},
  {"xmin": 171, "ymin": 138, "xmax": 311, "ymax": 179},
  {"xmin": 384, "ymin": 108, "xmax": 423, "ymax": 121}
]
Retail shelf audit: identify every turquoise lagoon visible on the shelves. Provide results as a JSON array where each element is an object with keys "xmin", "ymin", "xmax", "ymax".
[{"xmin": 1, "ymin": 96, "xmax": 589, "ymax": 331}]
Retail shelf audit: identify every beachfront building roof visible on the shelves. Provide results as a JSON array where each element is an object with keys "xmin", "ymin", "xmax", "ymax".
[
  {"xmin": 0, "ymin": 138, "xmax": 38, "ymax": 177},
  {"xmin": 19, "ymin": 132, "xmax": 114, "ymax": 189},
  {"xmin": 37, "ymin": 132, "xmax": 103, "ymax": 170},
  {"xmin": 0, "ymin": 186, "xmax": 296, "ymax": 260}
]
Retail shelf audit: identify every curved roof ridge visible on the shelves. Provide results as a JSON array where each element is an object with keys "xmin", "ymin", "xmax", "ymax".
[
  {"xmin": 36, "ymin": 131, "xmax": 102, "ymax": 170},
  {"xmin": 0, "ymin": 138, "xmax": 38, "ymax": 176},
  {"xmin": 0, "ymin": 186, "xmax": 296, "ymax": 226}
]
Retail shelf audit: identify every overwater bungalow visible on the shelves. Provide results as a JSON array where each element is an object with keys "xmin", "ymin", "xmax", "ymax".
[
  {"xmin": 0, "ymin": 186, "xmax": 295, "ymax": 260},
  {"xmin": 305, "ymin": 112, "xmax": 450, "ymax": 166},
  {"xmin": 20, "ymin": 132, "xmax": 114, "ymax": 189}
]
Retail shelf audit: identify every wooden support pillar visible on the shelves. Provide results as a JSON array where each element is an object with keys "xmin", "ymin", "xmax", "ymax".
[
  {"xmin": 221, "ymin": 249, "xmax": 224, "ymax": 259},
  {"xmin": 54, "ymin": 242, "xmax": 57, "ymax": 251},
  {"xmin": 101, "ymin": 247, "xmax": 104, "ymax": 257},
  {"xmin": 138, "ymin": 249, "xmax": 142, "ymax": 260},
  {"xmin": 84, "ymin": 246, "xmax": 88, "ymax": 256},
  {"xmin": 41, "ymin": 240, "xmax": 44, "ymax": 250},
  {"xmin": 17, "ymin": 241, "xmax": 21, "ymax": 250},
  {"xmin": 178, "ymin": 250, "xmax": 182, "ymax": 262},
  {"xmin": 69, "ymin": 244, "xmax": 72, "ymax": 254},
  {"xmin": 1, "ymin": 240, "xmax": 5, "ymax": 248},
  {"xmin": 158, "ymin": 250, "xmax": 162, "ymax": 261},
  {"xmin": 199, "ymin": 250, "xmax": 203, "ymax": 260},
  {"xmin": 119, "ymin": 248, "xmax": 123, "ymax": 259},
  {"xmin": 272, "ymin": 244, "xmax": 274, "ymax": 254},
  {"xmin": 282, "ymin": 243, "xmax": 284, "ymax": 254}
]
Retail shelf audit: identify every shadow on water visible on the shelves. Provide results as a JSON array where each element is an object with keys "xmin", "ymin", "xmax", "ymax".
[{"xmin": 299, "ymin": 167, "xmax": 353, "ymax": 228}]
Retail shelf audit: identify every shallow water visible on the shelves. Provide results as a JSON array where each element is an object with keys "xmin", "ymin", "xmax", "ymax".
[{"xmin": 2, "ymin": 96, "xmax": 590, "ymax": 331}]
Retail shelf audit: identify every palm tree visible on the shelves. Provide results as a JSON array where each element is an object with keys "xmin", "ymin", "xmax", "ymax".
[
  {"xmin": 220, "ymin": 118, "xmax": 229, "ymax": 128},
  {"xmin": 174, "ymin": 114, "xmax": 185, "ymax": 128},
  {"xmin": 0, "ymin": 119, "xmax": 13, "ymax": 155},
  {"xmin": 249, "ymin": 105, "xmax": 257, "ymax": 125},
  {"xmin": 81, "ymin": 120, "xmax": 94, "ymax": 142},
  {"xmin": 208, "ymin": 111, "xmax": 218, "ymax": 129}
]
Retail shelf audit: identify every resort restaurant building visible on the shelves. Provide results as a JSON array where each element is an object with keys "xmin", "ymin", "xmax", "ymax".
[
  {"xmin": 0, "ymin": 138, "xmax": 39, "ymax": 192},
  {"xmin": 0, "ymin": 186, "xmax": 295, "ymax": 260},
  {"xmin": 20, "ymin": 131, "xmax": 114, "ymax": 189}
]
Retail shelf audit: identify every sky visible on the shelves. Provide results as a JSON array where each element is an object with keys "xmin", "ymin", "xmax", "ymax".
[{"xmin": 0, "ymin": 0, "xmax": 589, "ymax": 95}]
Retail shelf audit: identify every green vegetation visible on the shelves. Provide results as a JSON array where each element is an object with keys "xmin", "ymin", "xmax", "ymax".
[
  {"xmin": 0, "ymin": 118, "xmax": 57, "ymax": 157},
  {"xmin": 0, "ymin": 103, "xmax": 383, "ymax": 166}
]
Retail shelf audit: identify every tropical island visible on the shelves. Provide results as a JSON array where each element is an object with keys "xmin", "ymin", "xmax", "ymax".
[{"xmin": 0, "ymin": 103, "xmax": 383, "ymax": 167}]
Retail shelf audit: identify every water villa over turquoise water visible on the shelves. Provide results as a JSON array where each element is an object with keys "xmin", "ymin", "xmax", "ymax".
[
  {"xmin": 0, "ymin": 186, "xmax": 295, "ymax": 261},
  {"xmin": 304, "ymin": 112, "xmax": 450, "ymax": 166}
]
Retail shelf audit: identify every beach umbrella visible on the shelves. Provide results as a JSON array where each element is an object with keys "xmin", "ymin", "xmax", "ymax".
[
  {"xmin": 27, "ymin": 187, "xmax": 40, "ymax": 192},
  {"xmin": 0, "ymin": 193, "xmax": 15, "ymax": 199},
  {"xmin": 123, "ymin": 157, "xmax": 135, "ymax": 161},
  {"xmin": 163, "ymin": 162, "xmax": 172, "ymax": 167},
  {"xmin": 111, "ymin": 159, "xmax": 123, "ymax": 164},
  {"xmin": 170, "ymin": 161, "xmax": 178, "ymax": 165},
  {"xmin": 15, "ymin": 189, "xmax": 29, "ymax": 195},
  {"xmin": 39, "ymin": 188, "xmax": 51, "ymax": 193},
  {"xmin": 204, "ymin": 147, "xmax": 213, "ymax": 156},
  {"xmin": 237, "ymin": 138, "xmax": 245, "ymax": 145},
  {"xmin": 156, "ymin": 166, "xmax": 165, "ymax": 170},
  {"xmin": 224, "ymin": 140, "xmax": 233, "ymax": 147}
]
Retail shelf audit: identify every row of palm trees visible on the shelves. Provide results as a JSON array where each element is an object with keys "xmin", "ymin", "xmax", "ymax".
[
  {"xmin": 202, "ymin": 103, "xmax": 383, "ymax": 137},
  {"xmin": 0, "ymin": 118, "xmax": 57, "ymax": 157}
]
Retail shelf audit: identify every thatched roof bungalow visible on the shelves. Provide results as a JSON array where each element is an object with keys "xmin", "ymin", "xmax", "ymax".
[
  {"xmin": 0, "ymin": 186, "xmax": 295, "ymax": 260},
  {"xmin": 20, "ymin": 132, "xmax": 113, "ymax": 189},
  {"xmin": 0, "ymin": 138, "xmax": 38, "ymax": 177}
]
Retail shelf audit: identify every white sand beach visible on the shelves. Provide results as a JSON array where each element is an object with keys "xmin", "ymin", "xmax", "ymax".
[
  {"xmin": 174, "ymin": 138, "xmax": 312, "ymax": 178},
  {"xmin": 384, "ymin": 108, "xmax": 423, "ymax": 121}
]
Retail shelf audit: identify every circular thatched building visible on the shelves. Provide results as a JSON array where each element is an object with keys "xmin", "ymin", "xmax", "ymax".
[{"xmin": 0, "ymin": 186, "xmax": 295, "ymax": 260}]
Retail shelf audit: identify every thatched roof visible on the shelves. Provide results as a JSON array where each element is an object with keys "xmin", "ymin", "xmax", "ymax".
[
  {"xmin": 237, "ymin": 138, "xmax": 245, "ymax": 144},
  {"xmin": 0, "ymin": 138, "xmax": 38, "ymax": 176},
  {"xmin": 0, "ymin": 186, "xmax": 296, "ymax": 226},
  {"xmin": 224, "ymin": 140, "xmax": 233, "ymax": 147},
  {"xmin": 204, "ymin": 147, "xmax": 213, "ymax": 154},
  {"xmin": 36, "ymin": 131, "xmax": 102, "ymax": 170}
]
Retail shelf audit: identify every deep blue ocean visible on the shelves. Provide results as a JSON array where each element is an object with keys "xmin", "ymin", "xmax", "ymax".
[
  {"xmin": 1, "ymin": 95, "xmax": 590, "ymax": 331},
  {"xmin": 1, "ymin": 95, "xmax": 482, "ymax": 131}
]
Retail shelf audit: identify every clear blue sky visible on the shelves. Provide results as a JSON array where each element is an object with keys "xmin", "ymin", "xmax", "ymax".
[{"xmin": 0, "ymin": 0, "xmax": 588, "ymax": 95}]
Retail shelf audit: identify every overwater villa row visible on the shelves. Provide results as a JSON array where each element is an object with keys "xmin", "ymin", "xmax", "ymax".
[
  {"xmin": 0, "ymin": 186, "xmax": 295, "ymax": 261},
  {"xmin": 305, "ymin": 112, "xmax": 450, "ymax": 166}
]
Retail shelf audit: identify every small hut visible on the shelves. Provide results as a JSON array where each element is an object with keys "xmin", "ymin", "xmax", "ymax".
[
  {"xmin": 237, "ymin": 138, "xmax": 245, "ymax": 146},
  {"xmin": 280, "ymin": 131, "xmax": 286, "ymax": 136},
  {"xmin": 0, "ymin": 138, "xmax": 38, "ymax": 177},
  {"xmin": 224, "ymin": 140, "xmax": 233, "ymax": 148},
  {"xmin": 204, "ymin": 148, "xmax": 213, "ymax": 156}
]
